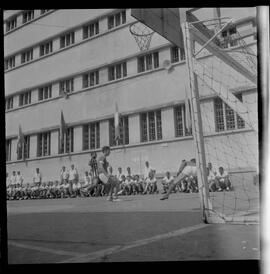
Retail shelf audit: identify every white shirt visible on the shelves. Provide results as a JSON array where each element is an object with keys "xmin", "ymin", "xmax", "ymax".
[
  {"xmin": 163, "ymin": 175, "xmax": 174, "ymax": 184},
  {"xmin": 216, "ymin": 170, "xmax": 228, "ymax": 179},
  {"xmin": 10, "ymin": 175, "xmax": 17, "ymax": 185},
  {"xmin": 116, "ymin": 171, "xmax": 123, "ymax": 180},
  {"xmin": 208, "ymin": 170, "xmax": 216, "ymax": 181},
  {"xmin": 146, "ymin": 177, "xmax": 157, "ymax": 184},
  {"xmin": 16, "ymin": 174, "xmax": 23, "ymax": 185},
  {"xmin": 61, "ymin": 170, "xmax": 69, "ymax": 180},
  {"xmin": 33, "ymin": 172, "xmax": 42, "ymax": 183},
  {"xmin": 83, "ymin": 175, "xmax": 91, "ymax": 186},
  {"xmin": 144, "ymin": 166, "xmax": 152, "ymax": 179},
  {"xmin": 182, "ymin": 165, "xmax": 197, "ymax": 177},
  {"xmin": 69, "ymin": 168, "xmax": 78, "ymax": 180}
]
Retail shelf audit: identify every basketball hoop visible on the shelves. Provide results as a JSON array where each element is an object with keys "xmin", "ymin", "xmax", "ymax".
[{"xmin": 129, "ymin": 21, "xmax": 155, "ymax": 51}]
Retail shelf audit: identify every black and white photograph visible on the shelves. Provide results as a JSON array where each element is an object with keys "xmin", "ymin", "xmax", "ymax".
[{"xmin": 2, "ymin": 7, "xmax": 268, "ymax": 272}]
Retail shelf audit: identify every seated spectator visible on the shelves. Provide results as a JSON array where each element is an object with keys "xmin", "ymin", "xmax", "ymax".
[
  {"xmin": 207, "ymin": 167, "xmax": 217, "ymax": 192},
  {"xmin": 117, "ymin": 175, "xmax": 126, "ymax": 195},
  {"xmin": 144, "ymin": 171, "xmax": 158, "ymax": 194},
  {"xmin": 39, "ymin": 182, "xmax": 47, "ymax": 199},
  {"xmin": 54, "ymin": 181, "xmax": 62, "ymax": 198},
  {"xmin": 25, "ymin": 183, "xmax": 32, "ymax": 199},
  {"xmin": 60, "ymin": 166, "xmax": 69, "ymax": 185},
  {"xmin": 80, "ymin": 171, "xmax": 92, "ymax": 197},
  {"xmin": 63, "ymin": 180, "xmax": 70, "ymax": 198},
  {"xmin": 185, "ymin": 175, "xmax": 198, "ymax": 193},
  {"xmin": 133, "ymin": 175, "xmax": 143, "ymax": 194},
  {"xmin": 162, "ymin": 172, "xmax": 174, "ymax": 194},
  {"xmin": 216, "ymin": 166, "xmax": 232, "ymax": 191},
  {"xmin": 73, "ymin": 180, "xmax": 82, "ymax": 197},
  {"xmin": 124, "ymin": 175, "xmax": 132, "ymax": 195}
]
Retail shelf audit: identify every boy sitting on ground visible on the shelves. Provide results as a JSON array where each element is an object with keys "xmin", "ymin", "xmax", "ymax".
[{"xmin": 216, "ymin": 166, "xmax": 232, "ymax": 191}]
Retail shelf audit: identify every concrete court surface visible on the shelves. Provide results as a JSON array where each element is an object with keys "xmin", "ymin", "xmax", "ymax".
[{"xmin": 6, "ymin": 193, "xmax": 260, "ymax": 264}]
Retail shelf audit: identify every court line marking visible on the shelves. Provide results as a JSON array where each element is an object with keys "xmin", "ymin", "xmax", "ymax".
[
  {"xmin": 59, "ymin": 223, "xmax": 208, "ymax": 263},
  {"xmin": 8, "ymin": 241, "xmax": 83, "ymax": 257}
]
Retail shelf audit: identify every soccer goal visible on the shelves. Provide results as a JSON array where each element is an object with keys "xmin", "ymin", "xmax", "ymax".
[
  {"xmin": 130, "ymin": 8, "xmax": 259, "ymax": 224},
  {"xmin": 182, "ymin": 13, "xmax": 259, "ymax": 224}
]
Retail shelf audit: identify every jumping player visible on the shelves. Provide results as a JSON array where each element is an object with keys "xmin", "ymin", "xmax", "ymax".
[
  {"xmin": 97, "ymin": 146, "xmax": 121, "ymax": 202},
  {"xmin": 160, "ymin": 158, "xmax": 197, "ymax": 200}
]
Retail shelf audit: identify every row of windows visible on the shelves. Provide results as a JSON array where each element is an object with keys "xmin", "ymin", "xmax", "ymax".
[
  {"xmin": 5, "ymin": 50, "xmax": 160, "ymax": 110},
  {"xmin": 5, "ymin": 98, "xmax": 246, "ymax": 162},
  {"xmin": 5, "ymin": 10, "xmax": 51, "ymax": 33},
  {"xmin": 4, "ymin": 10, "xmax": 127, "ymax": 71}
]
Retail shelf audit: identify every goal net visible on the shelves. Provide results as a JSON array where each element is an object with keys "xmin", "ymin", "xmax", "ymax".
[{"xmin": 184, "ymin": 18, "xmax": 259, "ymax": 224}]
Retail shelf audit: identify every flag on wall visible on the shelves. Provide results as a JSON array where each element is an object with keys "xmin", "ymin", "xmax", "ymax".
[
  {"xmin": 60, "ymin": 110, "xmax": 66, "ymax": 146},
  {"xmin": 16, "ymin": 125, "xmax": 25, "ymax": 156},
  {"xmin": 114, "ymin": 102, "xmax": 120, "ymax": 143},
  {"xmin": 184, "ymin": 87, "xmax": 192, "ymax": 133}
]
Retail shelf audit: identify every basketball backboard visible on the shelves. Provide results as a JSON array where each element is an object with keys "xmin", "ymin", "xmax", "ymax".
[{"xmin": 131, "ymin": 8, "xmax": 190, "ymax": 49}]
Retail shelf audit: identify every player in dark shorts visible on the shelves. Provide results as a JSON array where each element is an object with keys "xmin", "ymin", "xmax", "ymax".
[
  {"xmin": 97, "ymin": 146, "xmax": 121, "ymax": 202},
  {"xmin": 88, "ymin": 152, "xmax": 102, "ymax": 196}
]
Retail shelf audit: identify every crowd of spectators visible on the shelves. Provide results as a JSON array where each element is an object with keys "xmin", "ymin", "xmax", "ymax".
[{"xmin": 6, "ymin": 153, "xmax": 232, "ymax": 201}]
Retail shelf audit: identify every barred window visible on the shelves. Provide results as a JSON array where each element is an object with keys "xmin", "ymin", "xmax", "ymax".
[
  {"xmin": 40, "ymin": 41, "xmax": 53, "ymax": 56},
  {"xmin": 6, "ymin": 16, "xmax": 17, "ymax": 32},
  {"xmin": 38, "ymin": 85, "xmax": 52, "ymax": 101},
  {"xmin": 6, "ymin": 139, "xmax": 12, "ymax": 162},
  {"xmin": 140, "ymin": 110, "xmax": 162, "ymax": 142},
  {"xmin": 108, "ymin": 62, "xmax": 127, "ymax": 81},
  {"xmin": 170, "ymin": 46, "xmax": 185, "ymax": 63},
  {"xmin": 59, "ymin": 78, "xmax": 74, "ymax": 95},
  {"xmin": 37, "ymin": 132, "xmax": 51, "ymax": 157},
  {"xmin": 83, "ymin": 21, "xmax": 99, "ymax": 39},
  {"xmin": 82, "ymin": 70, "xmax": 99, "ymax": 88},
  {"xmin": 137, "ymin": 52, "xmax": 159, "ymax": 73},
  {"xmin": 60, "ymin": 32, "xmax": 75, "ymax": 48},
  {"xmin": 17, "ymin": 135, "xmax": 30, "ymax": 160},
  {"xmin": 174, "ymin": 104, "xmax": 192, "ymax": 137},
  {"xmin": 220, "ymin": 27, "xmax": 238, "ymax": 48},
  {"xmin": 108, "ymin": 10, "xmax": 126, "ymax": 30},
  {"xmin": 4, "ymin": 56, "xmax": 15, "ymax": 70},
  {"xmin": 82, "ymin": 122, "xmax": 100, "ymax": 150},
  {"xmin": 21, "ymin": 48, "xmax": 33, "ymax": 64},
  {"xmin": 5, "ymin": 97, "xmax": 13, "ymax": 110},
  {"xmin": 214, "ymin": 94, "xmax": 245, "ymax": 132},
  {"xmin": 22, "ymin": 10, "xmax": 34, "ymax": 24},
  {"xmin": 109, "ymin": 116, "xmax": 129, "ymax": 146},
  {"xmin": 19, "ymin": 91, "xmax": 31, "ymax": 106},
  {"xmin": 59, "ymin": 127, "xmax": 74, "ymax": 154}
]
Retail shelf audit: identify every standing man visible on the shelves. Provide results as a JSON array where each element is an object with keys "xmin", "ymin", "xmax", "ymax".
[
  {"xmin": 89, "ymin": 152, "xmax": 102, "ymax": 197},
  {"xmin": 97, "ymin": 146, "xmax": 120, "ymax": 202},
  {"xmin": 10, "ymin": 171, "xmax": 17, "ymax": 186},
  {"xmin": 68, "ymin": 164, "xmax": 79, "ymax": 197},
  {"xmin": 16, "ymin": 171, "xmax": 24, "ymax": 186},
  {"xmin": 160, "ymin": 159, "xmax": 197, "ymax": 200},
  {"xmin": 60, "ymin": 166, "xmax": 69, "ymax": 185},
  {"xmin": 33, "ymin": 168, "xmax": 42, "ymax": 187}
]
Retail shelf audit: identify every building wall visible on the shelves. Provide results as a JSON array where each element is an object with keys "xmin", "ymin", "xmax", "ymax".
[{"xmin": 5, "ymin": 9, "xmax": 259, "ymax": 183}]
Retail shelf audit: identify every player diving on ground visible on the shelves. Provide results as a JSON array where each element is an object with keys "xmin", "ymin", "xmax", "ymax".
[{"xmin": 160, "ymin": 158, "xmax": 197, "ymax": 200}]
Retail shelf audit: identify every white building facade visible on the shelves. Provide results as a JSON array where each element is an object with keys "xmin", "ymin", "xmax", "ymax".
[{"xmin": 4, "ymin": 9, "xmax": 258, "ymax": 183}]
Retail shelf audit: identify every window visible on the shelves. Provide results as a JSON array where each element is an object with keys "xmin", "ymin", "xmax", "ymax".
[
  {"xmin": 174, "ymin": 104, "xmax": 192, "ymax": 137},
  {"xmin": 22, "ymin": 10, "xmax": 34, "ymax": 24},
  {"xmin": 17, "ymin": 135, "xmax": 30, "ymax": 160},
  {"xmin": 6, "ymin": 16, "xmax": 17, "ymax": 32},
  {"xmin": 83, "ymin": 21, "xmax": 99, "ymax": 39},
  {"xmin": 140, "ymin": 110, "xmax": 162, "ymax": 142},
  {"xmin": 108, "ymin": 10, "xmax": 126, "ymax": 30},
  {"xmin": 138, "ymin": 52, "xmax": 159, "ymax": 73},
  {"xmin": 109, "ymin": 116, "xmax": 129, "ymax": 146},
  {"xmin": 40, "ymin": 41, "xmax": 53, "ymax": 56},
  {"xmin": 220, "ymin": 27, "xmax": 238, "ymax": 48},
  {"xmin": 6, "ymin": 139, "xmax": 12, "ymax": 162},
  {"xmin": 5, "ymin": 97, "xmax": 13, "ymax": 110},
  {"xmin": 40, "ymin": 10, "xmax": 50, "ymax": 15},
  {"xmin": 108, "ymin": 62, "xmax": 127, "ymax": 81},
  {"xmin": 59, "ymin": 127, "xmax": 74, "ymax": 154},
  {"xmin": 38, "ymin": 85, "xmax": 52, "ymax": 101},
  {"xmin": 82, "ymin": 70, "xmax": 99, "ymax": 88},
  {"xmin": 170, "ymin": 46, "xmax": 185, "ymax": 63},
  {"xmin": 19, "ymin": 91, "xmax": 31, "ymax": 106},
  {"xmin": 82, "ymin": 122, "xmax": 100, "ymax": 150},
  {"xmin": 37, "ymin": 132, "xmax": 51, "ymax": 157},
  {"xmin": 60, "ymin": 32, "xmax": 75, "ymax": 48},
  {"xmin": 59, "ymin": 78, "xmax": 74, "ymax": 95},
  {"xmin": 214, "ymin": 94, "xmax": 245, "ymax": 132},
  {"xmin": 21, "ymin": 48, "xmax": 33, "ymax": 64},
  {"xmin": 4, "ymin": 56, "xmax": 15, "ymax": 70}
]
